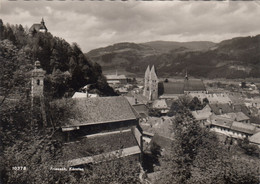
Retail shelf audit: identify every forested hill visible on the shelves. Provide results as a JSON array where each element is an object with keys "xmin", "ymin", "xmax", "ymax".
[
  {"xmin": 0, "ymin": 19, "xmax": 116, "ymax": 99},
  {"xmin": 86, "ymin": 35, "xmax": 260, "ymax": 78}
]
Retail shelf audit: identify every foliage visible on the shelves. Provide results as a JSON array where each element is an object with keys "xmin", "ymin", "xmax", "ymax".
[
  {"xmin": 0, "ymin": 19, "xmax": 116, "ymax": 99},
  {"xmin": 238, "ymin": 138, "xmax": 260, "ymax": 157},
  {"xmin": 149, "ymin": 108, "xmax": 162, "ymax": 117},
  {"xmin": 157, "ymin": 109, "xmax": 259, "ymax": 184}
]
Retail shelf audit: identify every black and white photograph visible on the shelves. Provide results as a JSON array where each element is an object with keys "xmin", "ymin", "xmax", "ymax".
[{"xmin": 0, "ymin": 1, "xmax": 260, "ymax": 183}]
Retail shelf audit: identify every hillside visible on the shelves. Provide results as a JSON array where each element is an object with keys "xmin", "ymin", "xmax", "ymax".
[
  {"xmin": 0, "ymin": 19, "xmax": 116, "ymax": 99},
  {"xmin": 86, "ymin": 35, "xmax": 260, "ymax": 78}
]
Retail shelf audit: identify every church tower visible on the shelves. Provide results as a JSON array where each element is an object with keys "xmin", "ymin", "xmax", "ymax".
[
  {"xmin": 143, "ymin": 65, "xmax": 150, "ymax": 97},
  {"xmin": 143, "ymin": 65, "xmax": 158, "ymax": 101},
  {"xmin": 31, "ymin": 60, "xmax": 46, "ymax": 98},
  {"xmin": 31, "ymin": 60, "xmax": 47, "ymax": 127},
  {"xmin": 149, "ymin": 65, "xmax": 158, "ymax": 100}
]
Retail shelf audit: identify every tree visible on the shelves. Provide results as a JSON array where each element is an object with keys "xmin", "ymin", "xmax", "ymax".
[
  {"xmin": 157, "ymin": 108, "xmax": 259, "ymax": 184},
  {"xmin": 188, "ymin": 97, "xmax": 203, "ymax": 111}
]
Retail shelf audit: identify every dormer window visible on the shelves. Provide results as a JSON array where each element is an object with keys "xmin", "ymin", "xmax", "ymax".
[{"xmin": 37, "ymin": 79, "xmax": 40, "ymax": 85}]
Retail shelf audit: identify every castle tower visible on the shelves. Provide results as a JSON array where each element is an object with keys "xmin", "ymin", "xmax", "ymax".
[
  {"xmin": 143, "ymin": 65, "xmax": 150, "ymax": 97},
  {"xmin": 149, "ymin": 65, "xmax": 158, "ymax": 100},
  {"xmin": 31, "ymin": 60, "xmax": 46, "ymax": 98}
]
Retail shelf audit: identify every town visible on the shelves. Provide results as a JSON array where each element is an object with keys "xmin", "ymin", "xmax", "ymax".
[{"xmin": 1, "ymin": 16, "xmax": 260, "ymax": 184}]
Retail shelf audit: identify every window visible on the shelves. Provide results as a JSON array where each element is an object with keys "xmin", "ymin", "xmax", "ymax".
[{"xmin": 37, "ymin": 79, "xmax": 40, "ymax": 85}]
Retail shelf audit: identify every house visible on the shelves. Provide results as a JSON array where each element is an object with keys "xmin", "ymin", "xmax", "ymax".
[
  {"xmin": 152, "ymin": 99, "xmax": 169, "ymax": 114},
  {"xmin": 249, "ymin": 132, "xmax": 260, "ymax": 148},
  {"xmin": 29, "ymin": 18, "xmax": 48, "ymax": 35},
  {"xmin": 189, "ymin": 93, "xmax": 232, "ymax": 104},
  {"xmin": 125, "ymin": 96, "xmax": 149, "ymax": 118},
  {"xmin": 64, "ymin": 128, "xmax": 143, "ymax": 167},
  {"xmin": 105, "ymin": 73, "xmax": 127, "ymax": 85},
  {"xmin": 208, "ymin": 115, "xmax": 256, "ymax": 139},
  {"xmin": 61, "ymin": 96, "xmax": 140, "ymax": 137},
  {"xmin": 72, "ymin": 92, "xmax": 98, "ymax": 98},
  {"xmin": 58, "ymin": 96, "xmax": 143, "ymax": 167},
  {"xmin": 219, "ymin": 112, "xmax": 250, "ymax": 124},
  {"xmin": 191, "ymin": 105, "xmax": 212, "ymax": 125},
  {"xmin": 209, "ymin": 103, "xmax": 234, "ymax": 115}
]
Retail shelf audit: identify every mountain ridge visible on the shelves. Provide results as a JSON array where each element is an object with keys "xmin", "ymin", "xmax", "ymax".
[{"xmin": 85, "ymin": 35, "xmax": 260, "ymax": 78}]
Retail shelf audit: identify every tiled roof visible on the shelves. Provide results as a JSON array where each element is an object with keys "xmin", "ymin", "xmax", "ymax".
[
  {"xmin": 152, "ymin": 99, "xmax": 168, "ymax": 109},
  {"xmin": 210, "ymin": 115, "xmax": 233, "ymax": 129},
  {"xmin": 231, "ymin": 121, "xmax": 256, "ymax": 135},
  {"xmin": 184, "ymin": 79, "xmax": 206, "ymax": 92},
  {"xmin": 64, "ymin": 96, "xmax": 138, "ymax": 127},
  {"xmin": 63, "ymin": 129, "xmax": 138, "ymax": 161},
  {"xmin": 106, "ymin": 74, "xmax": 126, "ymax": 80},
  {"xmin": 72, "ymin": 92, "xmax": 98, "ymax": 98},
  {"xmin": 29, "ymin": 23, "xmax": 47, "ymax": 33},
  {"xmin": 161, "ymin": 82, "xmax": 184, "ymax": 95},
  {"xmin": 189, "ymin": 93, "xmax": 232, "ymax": 104},
  {"xmin": 228, "ymin": 94, "xmax": 245, "ymax": 105},
  {"xmin": 232, "ymin": 104, "xmax": 251, "ymax": 116},
  {"xmin": 132, "ymin": 104, "xmax": 149, "ymax": 117},
  {"xmin": 209, "ymin": 103, "xmax": 234, "ymax": 115},
  {"xmin": 220, "ymin": 112, "xmax": 249, "ymax": 122},
  {"xmin": 249, "ymin": 132, "xmax": 260, "ymax": 144},
  {"xmin": 159, "ymin": 79, "xmax": 206, "ymax": 95},
  {"xmin": 192, "ymin": 105, "xmax": 212, "ymax": 120},
  {"xmin": 68, "ymin": 146, "xmax": 141, "ymax": 166}
]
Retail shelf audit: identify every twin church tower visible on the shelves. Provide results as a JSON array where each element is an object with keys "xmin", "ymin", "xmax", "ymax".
[{"xmin": 143, "ymin": 65, "xmax": 159, "ymax": 101}]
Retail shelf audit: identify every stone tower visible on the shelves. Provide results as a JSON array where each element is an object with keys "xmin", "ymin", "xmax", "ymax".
[
  {"xmin": 149, "ymin": 65, "xmax": 158, "ymax": 100},
  {"xmin": 31, "ymin": 60, "xmax": 46, "ymax": 98},
  {"xmin": 31, "ymin": 60, "xmax": 47, "ymax": 127},
  {"xmin": 143, "ymin": 65, "xmax": 150, "ymax": 97},
  {"xmin": 143, "ymin": 65, "xmax": 158, "ymax": 101}
]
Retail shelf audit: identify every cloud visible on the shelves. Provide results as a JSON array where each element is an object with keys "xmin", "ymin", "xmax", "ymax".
[{"xmin": 1, "ymin": 1, "xmax": 260, "ymax": 52}]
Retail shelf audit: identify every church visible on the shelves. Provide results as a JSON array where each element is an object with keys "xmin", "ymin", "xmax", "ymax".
[
  {"xmin": 29, "ymin": 18, "xmax": 48, "ymax": 35},
  {"xmin": 143, "ymin": 65, "xmax": 207, "ymax": 100}
]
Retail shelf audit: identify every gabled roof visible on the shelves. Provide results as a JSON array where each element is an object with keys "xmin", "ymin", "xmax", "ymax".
[
  {"xmin": 192, "ymin": 105, "xmax": 212, "ymax": 121},
  {"xmin": 72, "ymin": 92, "xmax": 98, "ymax": 98},
  {"xmin": 64, "ymin": 96, "xmax": 138, "ymax": 127},
  {"xmin": 29, "ymin": 23, "xmax": 47, "ymax": 33},
  {"xmin": 209, "ymin": 103, "xmax": 234, "ymax": 115},
  {"xmin": 106, "ymin": 74, "xmax": 126, "ymax": 80},
  {"xmin": 159, "ymin": 79, "xmax": 206, "ymax": 96},
  {"xmin": 220, "ymin": 112, "xmax": 249, "ymax": 122},
  {"xmin": 210, "ymin": 115, "xmax": 233, "ymax": 129},
  {"xmin": 152, "ymin": 99, "xmax": 168, "ymax": 109},
  {"xmin": 231, "ymin": 121, "xmax": 256, "ymax": 135},
  {"xmin": 232, "ymin": 104, "xmax": 251, "ymax": 116},
  {"xmin": 184, "ymin": 79, "xmax": 206, "ymax": 92},
  {"xmin": 63, "ymin": 129, "xmax": 138, "ymax": 161},
  {"xmin": 160, "ymin": 81, "xmax": 184, "ymax": 95},
  {"xmin": 249, "ymin": 132, "xmax": 260, "ymax": 145}
]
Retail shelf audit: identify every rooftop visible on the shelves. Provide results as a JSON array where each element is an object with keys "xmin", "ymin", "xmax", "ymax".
[
  {"xmin": 209, "ymin": 103, "xmax": 234, "ymax": 115},
  {"xmin": 184, "ymin": 79, "xmax": 206, "ymax": 92},
  {"xmin": 249, "ymin": 132, "xmax": 260, "ymax": 145},
  {"xmin": 106, "ymin": 74, "xmax": 127, "ymax": 80},
  {"xmin": 219, "ymin": 112, "xmax": 250, "ymax": 122},
  {"xmin": 63, "ymin": 129, "xmax": 138, "ymax": 161},
  {"xmin": 63, "ymin": 96, "xmax": 138, "ymax": 127},
  {"xmin": 152, "ymin": 99, "xmax": 168, "ymax": 109},
  {"xmin": 192, "ymin": 105, "xmax": 212, "ymax": 121},
  {"xmin": 231, "ymin": 121, "xmax": 256, "ymax": 135}
]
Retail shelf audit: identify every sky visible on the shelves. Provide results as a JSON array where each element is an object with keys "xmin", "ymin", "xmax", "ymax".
[{"xmin": 1, "ymin": 1, "xmax": 260, "ymax": 52}]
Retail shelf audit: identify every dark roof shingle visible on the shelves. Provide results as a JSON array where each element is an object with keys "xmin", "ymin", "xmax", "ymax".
[{"xmin": 64, "ymin": 96, "xmax": 138, "ymax": 127}]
